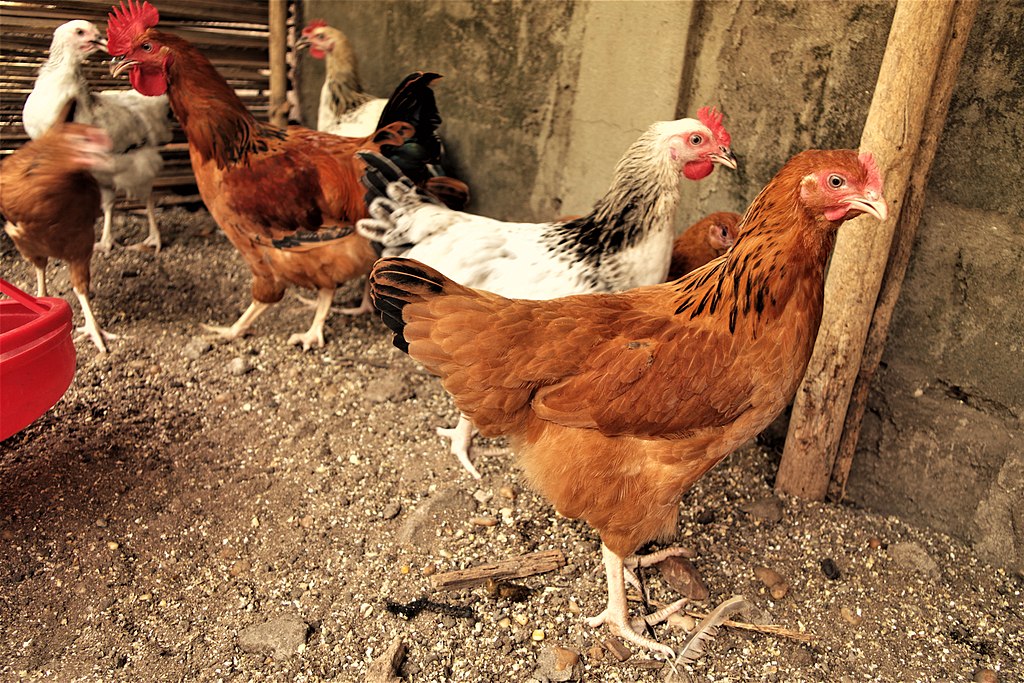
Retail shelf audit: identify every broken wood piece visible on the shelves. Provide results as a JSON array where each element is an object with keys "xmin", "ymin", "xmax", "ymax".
[
  {"xmin": 683, "ymin": 609, "xmax": 816, "ymax": 643},
  {"xmin": 364, "ymin": 637, "xmax": 406, "ymax": 683},
  {"xmin": 601, "ymin": 636, "xmax": 633, "ymax": 662},
  {"xmin": 429, "ymin": 549, "xmax": 566, "ymax": 592}
]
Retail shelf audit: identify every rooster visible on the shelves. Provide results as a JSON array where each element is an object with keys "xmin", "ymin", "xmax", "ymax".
[
  {"xmin": 667, "ymin": 211, "xmax": 741, "ymax": 280},
  {"xmin": 1, "ymin": 108, "xmax": 115, "ymax": 352},
  {"xmin": 23, "ymin": 19, "xmax": 172, "ymax": 253},
  {"xmin": 294, "ymin": 19, "xmax": 387, "ymax": 137},
  {"xmin": 357, "ymin": 109, "xmax": 736, "ymax": 477},
  {"xmin": 296, "ymin": 18, "xmax": 470, "ymax": 214},
  {"xmin": 105, "ymin": 1, "xmax": 455, "ymax": 349},
  {"xmin": 368, "ymin": 149, "xmax": 887, "ymax": 656}
]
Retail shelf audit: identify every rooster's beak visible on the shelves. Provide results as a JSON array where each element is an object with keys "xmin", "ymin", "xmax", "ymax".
[
  {"xmin": 295, "ymin": 36, "xmax": 311, "ymax": 50},
  {"xmin": 709, "ymin": 149, "xmax": 738, "ymax": 171},
  {"xmin": 847, "ymin": 193, "xmax": 888, "ymax": 222},
  {"xmin": 109, "ymin": 57, "xmax": 136, "ymax": 78}
]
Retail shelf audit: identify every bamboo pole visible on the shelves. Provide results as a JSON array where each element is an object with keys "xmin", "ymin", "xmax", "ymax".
[
  {"xmin": 776, "ymin": 0, "xmax": 959, "ymax": 500},
  {"xmin": 828, "ymin": 0, "xmax": 980, "ymax": 501},
  {"xmin": 268, "ymin": 0, "xmax": 288, "ymax": 128}
]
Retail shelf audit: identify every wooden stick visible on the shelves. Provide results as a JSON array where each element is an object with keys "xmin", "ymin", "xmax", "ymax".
[
  {"xmin": 268, "ymin": 0, "xmax": 288, "ymax": 128},
  {"xmin": 683, "ymin": 609, "xmax": 816, "ymax": 643},
  {"xmin": 776, "ymin": 0, "xmax": 959, "ymax": 500},
  {"xmin": 429, "ymin": 549, "xmax": 566, "ymax": 592},
  {"xmin": 829, "ymin": 0, "xmax": 980, "ymax": 501}
]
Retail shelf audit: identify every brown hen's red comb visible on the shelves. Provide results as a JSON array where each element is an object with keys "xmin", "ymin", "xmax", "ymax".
[
  {"xmin": 107, "ymin": 0, "xmax": 160, "ymax": 56},
  {"xmin": 858, "ymin": 152, "xmax": 883, "ymax": 188},
  {"xmin": 302, "ymin": 19, "xmax": 327, "ymax": 36},
  {"xmin": 697, "ymin": 106, "xmax": 731, "ymax": 149}
]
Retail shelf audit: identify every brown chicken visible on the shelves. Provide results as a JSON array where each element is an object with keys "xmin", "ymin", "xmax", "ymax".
[
  {"xmin": 1, "ymin": 111, "xmax": 114, "ymax": 352},
  {"xmin": 368, "ymin": 149, "xmax": 886, "ymax": 656},
  {"xmin": 667, "ymin": 211, "xmax": 742, "ymax": 280},
  {"xmin": 105, "ymin": 1, "xmax": 464, "ymax": 349}
]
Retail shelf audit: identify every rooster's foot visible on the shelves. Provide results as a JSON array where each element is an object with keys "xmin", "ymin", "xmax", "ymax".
[{"xmin": 75, "ymin": 325, "xmax": 117, "ymax": 353}]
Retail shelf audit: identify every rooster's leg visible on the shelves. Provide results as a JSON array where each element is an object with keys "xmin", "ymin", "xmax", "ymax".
[
  {"xmin": 333, "ymin": 280, "xmax": 374, "ymax": 316},
  {"xmin": 288, "ymin": 287, "xmax": 333, "ymax": 350},
  {"xmin": 73, "ymin": 287, "xmax": 115, "ymax": 353},
  {"xmin": 127, "ymin": 193, "xmax": 161, "ymax": 252},
  {"xmin": 95, "ymin": 189, "xmax": 117, "ymax": 254},
  {"xmin": 585, "ymin": 543, "xmax": 683, "ymax": 658},
  {"xmin": 202, "ymin": 301, "xmax": 271, "ymax": 341},
  {"xmin": 436, "ymin": 414, "xmax": 480, "ymax": 478},
  {"xmin": 35, "ymin": 265, "xmax": 48, "ymax": 298}
]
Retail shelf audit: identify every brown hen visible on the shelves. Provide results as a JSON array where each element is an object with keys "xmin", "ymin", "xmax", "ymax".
[{"xmin": 667, "ymin": 211, "xmax": 742, "ymax": 280}]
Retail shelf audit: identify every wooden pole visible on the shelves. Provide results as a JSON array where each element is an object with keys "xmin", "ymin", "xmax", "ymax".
[
  {"xmin": 828, "ymin": 0, "xmax": 980, "ymax": 501},
  {"xmin": 268, "ymin": 0, "xmax": 288, "ymax": 128},
  {"xmin": 775, "ymin": 0, "xmax": 959, "ymax": 500}
]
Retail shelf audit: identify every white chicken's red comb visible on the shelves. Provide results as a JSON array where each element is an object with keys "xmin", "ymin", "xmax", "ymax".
[
  {"xmin": 107, "ymin": 0, "xmax": 160, "ymax": 57},
  {"xmin": 858, "ymin": 152, "xmax": 883, "ymax": 188},
  {"xmin": 302, "ymin": 19, "xmax": 327, "ymax": 36},
  {"xmin": 698, "ymin": 106, "xmax": 731, "ymax": 148}
]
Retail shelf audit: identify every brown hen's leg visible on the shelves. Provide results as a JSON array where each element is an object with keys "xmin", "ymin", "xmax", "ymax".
[
  {"xmin": 202, "ymin": 300, "xmax": 271, "ymax": 341},
  {"xmin": 288, "ymin": 287, "xmax": 333, "ymax": 350},
  {"xmin": 73, "ymin": 287, "xmax": 115, "ymax": 353},
  {"xmin": 436, "ymin": 414, "xmax": 480, "ymax": 479},
  {"xmin": 333, "ymin": 280, "xmax": 374, "ymax": 316},
  {"xmin": 35, "ymin": 264, "xmax": 48, "ymax": 297},
  {"xmin": 586, "ymin": 544, "xmax": 687, "ymax": 659}
]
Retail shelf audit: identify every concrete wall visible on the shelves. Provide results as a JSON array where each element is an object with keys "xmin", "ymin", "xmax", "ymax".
[{"xmin": 296, "ymin": 0, "xmax": 1024, "ymax": 570}]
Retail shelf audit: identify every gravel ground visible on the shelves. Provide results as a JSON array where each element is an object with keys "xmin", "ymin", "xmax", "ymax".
[{"xmin": 1, "ymin": 207, "xmax": 1021, "ymax": 682}]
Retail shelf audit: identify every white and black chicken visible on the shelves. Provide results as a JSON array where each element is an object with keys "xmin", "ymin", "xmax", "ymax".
[
  {"xmin": 357, "ymin": 108, "xmax": 736, "ymax": 478},
  {"xmin": 23, "ymin": 19, "xmax": 172, "ymax": 253}
]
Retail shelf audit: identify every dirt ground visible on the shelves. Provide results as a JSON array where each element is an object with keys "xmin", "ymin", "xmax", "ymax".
[{"xmin": 1, "ymin": 207, "xmax": 1021, "ymax": 683}]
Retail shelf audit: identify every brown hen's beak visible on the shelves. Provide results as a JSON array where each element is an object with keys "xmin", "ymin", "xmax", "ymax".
[
  {"xmin": 109, "ymin": 57, "xmax": 136, "ymax": 78},
  {"xmin": 709, "ymin": 149, "xmax": 738, "ymax": 170},
  {"xmin": 848, "ymin": 193, "xmax": 888, "ymax": 222}
]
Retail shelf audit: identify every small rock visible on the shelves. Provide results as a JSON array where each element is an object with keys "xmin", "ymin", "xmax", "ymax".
[
  {"xmin": 742, "ymin": 496, "xmax": 784, "ymax": 523},
  {"xmin": 365, "ymin": 637, "xmax": 406, "ymax": 683},
  {"xmin": 471, "ymin": 516, "xmax": 498, "ymax": 527},
  {"xmin": 586, "ymin": 644, "xmax": 604, "ymax": 662},
  {"xmin": 601, "ymin": 637, "xmax": 633, "ymax": 662},
  {"xmin": 473, "ymin": 489, "xmax": 493, "ymax": 505},
  {"xmin": 867, "ymin": 537, "xmax": 883, "ymax": 549},
  {"xmin": 106, "ymin": 541, "xmax": 119, "ymax": 551},
  {"xmin": 365, "ymin": 374, "xmax": 414, "ymax": 403},
  {"xmin": 667, "ymin": 612, "xmax": 696, "ymax": 632},
  {"xmin": 299, "ymin": 515, "xmax": 313, "ymax": 529},
  {"xmin": 237, "ymin": 616, "xmax": 310, "ymax": 659},
  {"xmin": 656, "ymin": 556, "xmax": 709, "ymax": 600},
  {"xmin": 974, "ymin": 668, "xmax": 999, "ymax": 683},
  {"xmin": 753, "ymin": 566, "xmax": 790, "ymax": 599},
  {"xmin": 889, "ymin": 542, "xmax": 940, "ymax": 579},
  {"xmin": 228, "ymin": 357, "xmax": 251, "ymax": 376},
  {"xmin": 95, "ymin": 518, "xmax": 108, "ymax": 528},
  {"xmin": 381, "ymin": 501, "xmax": 402, "ymax": 520},
  {"xmin": 820, "ymin": 558, "xmax": 841, "ymax": 580},
  {"xmin": 183, "ymin": 338, "xmax": 212, "ymax": 360},
  {"xmin": 536, "ymin": 646, "xmax": 580, "ymax": 682},
  {"xmin": 531, "ymin": 629, "xmax": 545, "ymax": 641},
  {"xmin": 499, "ymin": 486, "xmax": 517, "ymax": 500},
  {"xmin": 840, "ymin": 606, "xmax": 863, "ymax": 626},
  {"xmin": 229, "ymin": 560, "xmax": 251, "ymax": 578}
]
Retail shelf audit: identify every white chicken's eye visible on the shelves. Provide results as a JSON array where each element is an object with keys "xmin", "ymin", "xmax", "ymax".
[
  {"xmin": 690, "ymin": 134, "xmax": 703, "ymax": 145},
  {"xmin": 75, "ymin": 28, "xmax": 84, "ymax": 35},
  {"xmin": 141, "ymin": 42, "xmax": 153, "ymax": 52},
  {"xmin": 827, "ymin": 174, "xmax": 845, "ymax": 188}
]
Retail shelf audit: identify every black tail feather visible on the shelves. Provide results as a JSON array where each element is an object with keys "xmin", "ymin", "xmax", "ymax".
[
  {"xmin": 356, "ymin": 150, "xmax": 442, "ymax": 209},
  {"xmin": 368, "ymin": 257, "xmax": 451, "ymax": 354},
  {"xmin": 374, "ymin": 72, "xmax": 443, "ymax": 182}
]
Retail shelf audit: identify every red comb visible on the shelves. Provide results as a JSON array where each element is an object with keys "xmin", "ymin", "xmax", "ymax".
[
  {"xmin": 107, "ymin": 0, "xmax": 160, "ymax": 56},
  {"xmin": 697, "ymin": 106, "xmax": 731, "ymax": 148},
  {"xmin": 859, "ymin": 152, "xmax": 883, "ymax": 188},
  {"xmin": 302, "ymin": 19, "xmax": 327, "ymax": 36}
]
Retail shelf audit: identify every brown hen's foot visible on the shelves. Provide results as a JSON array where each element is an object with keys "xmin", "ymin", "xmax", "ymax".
[
  {"xmin": 436, "ymin": 415, "xmax": 479, "ymax": 478},
  {"xmin": 73, "ymin": 288, "xmax": 114, "ymax": 353},
  {"xmin": 333, "ymin": 281, "xmax": 373, "ymax": 316},
  {"xmin": 202, "ymin": 301, "xmax": 271, "ymax": 342},
  {"xmin": 288, "ymin": 288, "xmax": 333, "ymax": 351}
]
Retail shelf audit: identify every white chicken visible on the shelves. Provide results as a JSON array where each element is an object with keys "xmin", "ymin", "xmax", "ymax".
[
  {"xmin": 23, "ymin": 19, "xmax": 172, "ymax": 253},
  {"xmin": 357, "ymin": 108, "xmax": 737, "ymax": 478},
  {"xmin": 295, "ymin": 19, "xmax": 387, "ymax": 138}
]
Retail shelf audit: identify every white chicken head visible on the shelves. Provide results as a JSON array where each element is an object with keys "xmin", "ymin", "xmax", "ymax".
[
  {"xmin": 658, "ymin": 107, "xmax": 737, "ymax": 180},
  {"xmin": 296, "ymin": 19, "xmax": 343, "ymax": 60},
  {"xmin": 50, "ymin": 20, "xmax": 105, "ymax": 61}
]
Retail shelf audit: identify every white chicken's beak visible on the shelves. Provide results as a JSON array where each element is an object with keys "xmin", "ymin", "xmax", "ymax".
[
  {"xmin": 109, "ymin": 57, "xmax": 136, "ymax": 78},
  {"xmin": 847, "ymin": 191, "xmax": 888, "ymax": 222},
  {"xmin": 709, "ymin": 149, "xmax": 738, "ymax": 170}
]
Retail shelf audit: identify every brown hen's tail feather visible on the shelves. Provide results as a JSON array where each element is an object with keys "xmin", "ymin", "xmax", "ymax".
[{"xmin": 369, "ymin": 257, "xmax": 453, "ymax": 353}]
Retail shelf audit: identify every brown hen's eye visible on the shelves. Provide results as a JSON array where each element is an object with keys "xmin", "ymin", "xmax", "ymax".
[
  {"xmin": 141, "ymin": 42, "xmax": 153, "ymax": 52},
  {"xmin": 690, "ymin": 135, "xmax": 703, "ymax": 145},
  {"xmin": 827, "ymin": 174, "xmax": 845, "ymax": 188}
]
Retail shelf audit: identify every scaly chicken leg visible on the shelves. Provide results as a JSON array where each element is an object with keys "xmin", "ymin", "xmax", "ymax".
[
  {"xmin": 436, "ymin": 415, "xmax": 480, "ymax": 478},
  {"xmin": 126, "ymin": 193, "xmax": 161, "ymax": 252},
  {"xmin": 34, "ymin": 263, "xmax": 48, "ymax": 297},
  {"xmin": 586, "ymin": 544, "xmax": 688, "ymax": 658},
  {"xmin": 96, "ymin": 187, "xmax": 117, "ymax": 254},
  {"xmin": 288, "ymin": 287, "xmax": 334, "ymax": 350},
  {"xmin": 202, "ymin": 301, "xmax": 271, "ymax": 341},
  {"xmin": 73, "ymin": 287, "xmax": 115, "ymax": 353},
  {"xmin": 333, "ymin": 281, "xmax": 373, "ymax": 316}
]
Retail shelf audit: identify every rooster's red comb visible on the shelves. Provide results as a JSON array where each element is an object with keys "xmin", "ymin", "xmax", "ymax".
[
  {"xmin": 302, "ymin": 19, "xmax": 328, "ymax": 36},
  {"xmin": 107, "ymin": 0, "xmax": 160, "ymax": 56},
  {"xmin": 858, "ymin": 152, "xmax": 883, "ymax": 188},
  {"xmin": 697, "ymin": 106, "xmax": 731, "ymax": 149}
]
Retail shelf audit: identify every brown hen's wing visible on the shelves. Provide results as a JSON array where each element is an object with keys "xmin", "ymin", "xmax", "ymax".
[{"xmin": 370, "ymin": 258, "xmax": 758, "ymax": 440}]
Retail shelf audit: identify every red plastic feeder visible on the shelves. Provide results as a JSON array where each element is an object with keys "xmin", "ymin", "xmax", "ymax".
[{"xmin": 0, "ymin": 278, "xmax": 77, "ymax": 441}]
